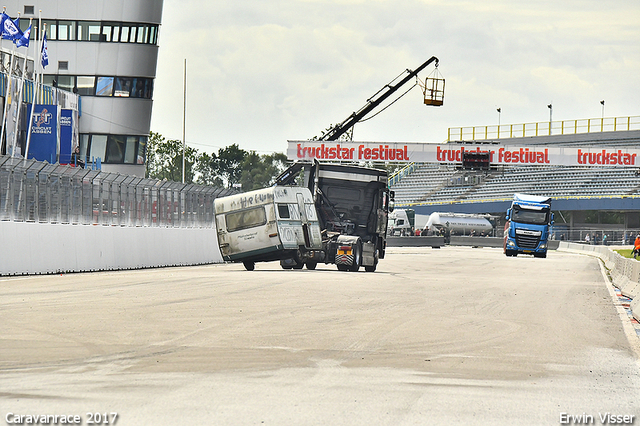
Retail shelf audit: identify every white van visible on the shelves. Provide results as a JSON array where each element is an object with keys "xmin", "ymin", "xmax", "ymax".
[{"xmin": 215, "ymin": 186, "xmax": 323, "ymax": 270}]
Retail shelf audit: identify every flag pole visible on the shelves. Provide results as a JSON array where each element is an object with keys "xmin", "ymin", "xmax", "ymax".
[
  {"xmin": 3, "ymin": 43, "xmax": 17, "ymax": 156},
  {"xmin": 0, "ymin": 9, "xmax": 17, "ymax": 156},
  {"xmin": 25, "ymin": 17, "xmax": 43, "ymax": 161},
  {"xmin": 12, "ymin": 18, "xmax": 31, "ymax": 158},
  {"xmin": 0, "ymin": 6, "xmax": 5, "ymax": 155}
]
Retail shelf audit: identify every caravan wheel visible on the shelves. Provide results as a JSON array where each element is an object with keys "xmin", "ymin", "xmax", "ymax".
[{"xmin": 243, "ymin": 261, "xmax": 255, "ymax": 271}]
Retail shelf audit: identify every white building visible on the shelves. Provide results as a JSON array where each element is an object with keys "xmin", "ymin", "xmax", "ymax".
[{"xmin": 4, "ymin": 0, "xmax": 164, "ymax": 177}]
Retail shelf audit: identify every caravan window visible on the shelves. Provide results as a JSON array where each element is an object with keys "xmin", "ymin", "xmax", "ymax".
[
  {"xmin": 226, "ymin": 206, "xmax": 267, "ymax": 232},
  {"xmin": 277, "ymin": 204, "xmax": 290, "ymax": 219}
]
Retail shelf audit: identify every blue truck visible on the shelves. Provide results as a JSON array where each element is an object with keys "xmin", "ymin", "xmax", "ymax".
[{"xmin": 503, "ymin": 194, "xmax": 554, "ymax": 258}]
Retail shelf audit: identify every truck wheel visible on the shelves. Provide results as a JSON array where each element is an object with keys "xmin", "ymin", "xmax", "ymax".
[
  {"xmin": 337, "ymin": 265, "xmax": 348, "ymax": 271},
  {"xmin": 505, "ymin": 250, "xmax": 517, "ymax": 257},
  {"xmin": 365, "ymin": 249, "xmax": 379, "ymax": 272},
  {"xmin": 280, "ymin": 259, "xmax": 294, "ymax": 269},
  {"xmin": 534, "ymin": 252, "xmax": 547, "ymax": 258},
  {"xmin": 243, "ymin": 261, "xmax": 255, "ymax": 271},
  {"xmin": 349, "ymin": 242, "xmax": 362, "ymax": 272},
  {"xmin": 306, "ymin": 261, "xmax": 317, "ymax": 270},
  {"xmin": 292, "ymin": 261, "xmax": 304, "ymax": 269}
]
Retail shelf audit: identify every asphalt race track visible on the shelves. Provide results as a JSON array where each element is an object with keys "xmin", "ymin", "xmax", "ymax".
[{"xmin": 1, "ymin": 247, "xmax": 639, "ymax": 425}]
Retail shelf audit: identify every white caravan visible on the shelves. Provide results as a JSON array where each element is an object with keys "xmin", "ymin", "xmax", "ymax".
[{"xmin": 215, "ymin": 186, "xmax": 323, "ymax": 270}]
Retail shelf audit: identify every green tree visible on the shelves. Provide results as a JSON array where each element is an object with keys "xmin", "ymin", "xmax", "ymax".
[
  {"xmin": 215, "ymin": 144, "xmax": 248, "ymax": 187},
  {"xmin": 146, "ymin": 131, "xmax": 199, "ymax": 183},
  {"xmin": 239, "ymin": 152, "xmax": 289, "ymax": 191},
  {"xmin": 195, "ymin": 151, "xmax": 223, "ymax": 187}
]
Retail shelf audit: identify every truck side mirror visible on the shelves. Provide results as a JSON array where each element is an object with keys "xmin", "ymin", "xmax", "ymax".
[
  {"xmin": 385, "ymin": 191, "xmax": 395, "ymax": 212},
  {"xmin": 551, "ymin": 213, "xmax": 555, "ymax": 225},
  {"xmin": 505, "ymin": 208, "xmax": 511, "ymax": 221}
]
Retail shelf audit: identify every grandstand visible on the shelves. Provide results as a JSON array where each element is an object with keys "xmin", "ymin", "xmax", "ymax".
[
  {"xmin": 392, "ymin": 164, "xmax": 640, "ymax": 205},
  {"xmin": 389, "ymin": 127, "xmax": 640, "ymax": 241}
]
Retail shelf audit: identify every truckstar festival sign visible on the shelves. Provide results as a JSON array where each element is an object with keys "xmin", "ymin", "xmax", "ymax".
[{"xmin": 287, "ymin": 141, "xmax": 640, "ymax": 167}]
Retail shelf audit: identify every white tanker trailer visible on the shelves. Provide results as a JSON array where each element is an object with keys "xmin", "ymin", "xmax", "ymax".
[{"xmin": 425, "ymin": 212, "xmax": 493, "ymax": 235}]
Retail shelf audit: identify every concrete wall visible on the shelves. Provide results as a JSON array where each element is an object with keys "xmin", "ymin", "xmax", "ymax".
[
  {"xmin": 558, "ymin": 242, "xmax": 639, "ymax": 322},
  {"xmin": 0, "ymin": 221, "xmax": 223, "ymax": 275},
  {"xmin": 387, "ymin": 236, "xmax": 560, "ymax": 250}
]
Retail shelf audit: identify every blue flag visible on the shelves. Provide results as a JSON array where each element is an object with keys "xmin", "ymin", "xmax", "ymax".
[
  {"xmin": 41, "ymin": 33, "xmax": 49, "ymax": 68},
  {"xmin": 16, "ymin": 24, "xmax": 30, "ymax": 48},
  {"xmin": 1, "ymin": 13, "xmax": 22, "ymax": 42}
]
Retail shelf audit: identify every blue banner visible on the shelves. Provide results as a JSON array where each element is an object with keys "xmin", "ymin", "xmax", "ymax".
[
  {"xmin": 27, "ymin": 105, "xmax": 58, "ymax": 163},
  {"xmin": 59, "ymin": 109, "xmax": 73, "ymax": 164}
]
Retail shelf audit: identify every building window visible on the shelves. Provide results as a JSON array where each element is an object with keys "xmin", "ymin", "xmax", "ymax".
[
  {"xmin": 43, "ymin": 19, "xmax": 57, "ymax": 40},
  {"xmin": 24, "ymin": 6, "xmax": 35, "ymax": 15},
  {"xmin": 57, "ymin": 21, "xmax": 76, "ymax": 41},
  {"xmin": 58, "ymin": 61, "xmax": 69, "ymax": 71},
  {"xmin": 57, "ymin": 75, "xmax": 74, "ymax": 91},
  {"xmin": 76, "ymin": 76, "xmax": 95, "ymax": 96},
  {"xmin": 101, "ymin": 23, "xmax": 117, "ymax": 42},
  {"xmin": 24, "ymin": 18, "xmax": 158, "ymax": 44},
  {"xmin": 125, "ymin": 137, "xmax": 137, "ymax": 164},
  {"xmin": 80, "ymin": 134, "xmax": 90, "ymax": 159},
  {"xmin": 106, "ymin": 135, "xmax": 126, "ymax": 163},
  {"xmin": 137, "ymin": 137, "xmax": 147, "ymax": 164},
  {"xmin": 44, "ymin": 74, "xmax": 154, "ymax": 99},
  {"xmin": 136, "ymin": 25, "xmax": 148, "ymax": 43},
  {"xmin": 96, "ymin": 76, "xmax": 114, "ymax": 96},
  {"xmin": 89, "ymin": 135, "xmax": 108, "ymax": 162},
  {"xmin": 149, "ymin": 26, "xmax": 157, "ymax": 45},
  {"xmin": 119, "ymin": 25, "xmax": 131, "ymax": 43},
  {"xmin": 78, "ymin": 21, "xmax": 101, "ymax": 41},
  {"xmin": 114, "ymin": 77, "xmax": 132, "ymax": 97},
  {"xmin": 82, "ymin": 134, "xmax": 147, "ymax": 165}
]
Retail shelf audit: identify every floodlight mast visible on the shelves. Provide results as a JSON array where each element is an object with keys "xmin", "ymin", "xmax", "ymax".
[{"xmin": 319, "ymin": 56, "xmax": 439, "ymax": 141}]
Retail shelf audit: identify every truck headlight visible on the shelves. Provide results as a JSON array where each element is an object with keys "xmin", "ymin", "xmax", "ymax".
[
  {"xmin": 507, "ymin": 240, "xmax": 516, "ymax": 247},
  {"xmin": 539, "ymin": 243, "xmax": 547, "ymax": 249}
]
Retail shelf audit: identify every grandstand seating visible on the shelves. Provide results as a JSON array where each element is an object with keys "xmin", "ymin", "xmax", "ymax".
[{"xmin": 390, "ymin": 163, "xmax": 640, "ymax": 206}]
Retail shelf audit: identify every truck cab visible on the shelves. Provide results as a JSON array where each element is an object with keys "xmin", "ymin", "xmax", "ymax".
[
  {"xmin": 387, "ymin": 209, "xmax": 414, "ymax": 236},
  {"xmin": 504, "ymin": 194, "xmax": 554, "ymax": 258}
]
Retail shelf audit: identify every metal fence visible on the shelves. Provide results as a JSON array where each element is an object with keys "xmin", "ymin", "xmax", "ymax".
[
  {"xmin": 448, "ymin": 115, "xmax": 640, "ymax": 142},
  {"xmin": 0, "ymin": 155, "xmax": 237, "ymax": 228}
]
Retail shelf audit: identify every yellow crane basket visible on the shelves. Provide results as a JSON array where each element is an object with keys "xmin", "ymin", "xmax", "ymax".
[{"xmin": 422, "ymin": 66, "xmax": 444, "ymax": 106}]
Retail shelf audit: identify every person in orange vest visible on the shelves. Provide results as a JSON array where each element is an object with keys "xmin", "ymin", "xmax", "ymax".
[{"xmin": 633, "ymin": 233, "xmax": 640, "ymax": 259}]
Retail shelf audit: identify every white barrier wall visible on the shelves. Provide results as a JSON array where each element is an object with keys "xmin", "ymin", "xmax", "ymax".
[
  {"xmin": 0, "ymin": 222, "xmax": 223, "ymax": 275},
  {"xmin": 558, "ymin": 242, "xmax": 640, "ymax": 322}
]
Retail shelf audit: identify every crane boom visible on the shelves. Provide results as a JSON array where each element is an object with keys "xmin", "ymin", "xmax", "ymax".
[{"xmin": 319, "ymin": 56, "xmax": 439, "ymax": 141}]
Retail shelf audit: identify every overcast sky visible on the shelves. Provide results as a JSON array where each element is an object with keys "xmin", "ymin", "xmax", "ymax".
[{"xmin": 149, "ymin": 0, "xmax": 640, "ymax": 155}]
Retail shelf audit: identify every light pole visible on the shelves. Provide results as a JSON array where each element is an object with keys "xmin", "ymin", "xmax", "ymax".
[
  {"xmin": 600, "ymin": 100, "xmax": 605, "ymax": 131},
  {"xmin": 547, "ymin": 104, "xmax": 553, "ymax": 135},
  {"xmin": 182, "ymin": 58, "xmax": 187, "ymax": 184},
  {"xmin": 496, "ymin": 108, "xmax": 501, "ymax": 138}
]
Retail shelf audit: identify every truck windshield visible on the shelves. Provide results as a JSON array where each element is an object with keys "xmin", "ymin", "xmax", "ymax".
[{"xmin": 512, "ymin": 206, "xmax": 548, "ymax": 225}]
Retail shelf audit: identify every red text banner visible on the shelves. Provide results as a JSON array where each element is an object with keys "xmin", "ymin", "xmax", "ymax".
[{"xmin": 287, "ymin": 141, "xmax": 640, "ymax": 167}]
